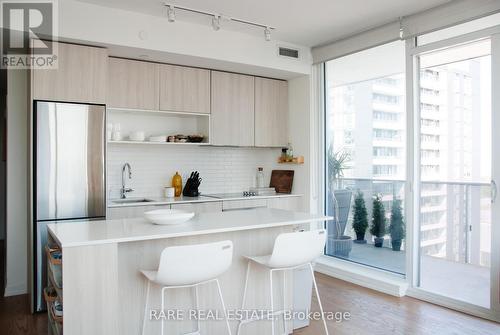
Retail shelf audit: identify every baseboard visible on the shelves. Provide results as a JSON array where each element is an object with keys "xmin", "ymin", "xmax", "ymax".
[
  {"xmin": 4, "ymin": 282, "xmax": 28, "ymax": 297},
  {"xmin": 314, "ymin": 256, "xmax": 408, "ymax": 297}
]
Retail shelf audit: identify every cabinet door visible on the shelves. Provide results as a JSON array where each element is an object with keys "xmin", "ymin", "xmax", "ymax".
[
  {"xmin": 267, "ymin": 197, "xmax": 302, "ymax": 211},
  {"xmin": 255, "ymin": 77, "xmax": 288, "ymax": 147},
  {"xmin": 222, "ymin": 199, "xmax": 267, "ymax": 211},
  {"xmin": 107, "ymin": 205, "xmax": 171, "ymax": 220},
  {"xmin": 159, "ymin": 64, "xmax": 210, "ymax": 114},
  {"xmin": 211, "ymin": 71, "xmax": 254, "ymax": 146},
  {"xmin": 107, "ymin": 58, "xmax": 159, "ymax": 110},
  {"xmin": 32, "ymin": 41, "xmax": 108, "ymax": 104},
  {"xmin": 171, "ymin": 202, "xmax": 222, "ymax": 214}
]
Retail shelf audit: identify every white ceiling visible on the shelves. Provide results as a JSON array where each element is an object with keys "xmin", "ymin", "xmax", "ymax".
[{"xmin": 77, "ymin": 0, "xmax": 453, "ymax": 47}]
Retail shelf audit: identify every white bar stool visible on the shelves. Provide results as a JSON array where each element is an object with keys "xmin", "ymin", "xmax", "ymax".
[
  {"xmin": 141, "ymin": 240, "xmax": 233, "ymax": 335},
  {"xmin": 237, "ymin": 229, "xmax": 328, "ymax": 335}
]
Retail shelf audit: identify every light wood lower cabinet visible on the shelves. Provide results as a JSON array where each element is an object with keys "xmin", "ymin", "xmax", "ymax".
[
  {"xmin": 211, "ymin": 71, "xmax": 255, "ymax": 146},
  {"xmin": 107, "ymin": 205, "xmax": 170, "ymax": 220},
  {"xmin": 107, "ymin": 58, "xmax": 159, "ymax": 110},
  {"xmin": 255, "ymin": 77, "xmax": 288, "ymax": 147},
  {"xmin": 159, "ymin": 64, "xmax": 210, "ymax": 114},
  {"xmin": 31, "ymin": 41, "xmax": 108, "ymax": 104},
  {"xmin": 222, "ymin": 199, "xmax": 268, "ymax": 211},
  {"xmin": 170, "ymin": 201, "xmax": 222, "ymax": 213}
]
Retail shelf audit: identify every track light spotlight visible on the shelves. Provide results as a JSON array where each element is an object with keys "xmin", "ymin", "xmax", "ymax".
[
  {"xmin": 167, "ymin": 5, "xmax": 175, "ymax": 22},
  {"xmin": 264, "ymin": 27, "xmax": 271, "ymax": 41},
  {"xmin": 212, "ymin": 15, "xmax": 221, "ymax": 31}
]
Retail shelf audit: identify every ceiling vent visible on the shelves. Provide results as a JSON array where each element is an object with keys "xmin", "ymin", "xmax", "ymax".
[{"xmin": 278, "ymin": 46, "xmax": 300, "ymax": 60}]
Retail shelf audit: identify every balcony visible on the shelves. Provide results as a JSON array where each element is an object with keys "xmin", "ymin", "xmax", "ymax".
[{"xmin": 325, "ymin": 178, "xmax": 491, "ymax": 308}]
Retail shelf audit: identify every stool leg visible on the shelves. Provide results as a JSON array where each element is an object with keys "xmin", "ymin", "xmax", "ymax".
[
  {"xmin": 142, "ymin": 281, "xmax": 151, "ymax": 335},
  {"xmin": 282, "ymin": 271, "xmax": 287, "ymax": 335},
  {"xmin": 161, "ymin": 286, "xmax": 167, "ymax": 335},
  {"xmin": 237, "ymin": 261, "xmax": 251, "ymax": 335},
  {"xmin": 269, "ymin": 269, "xmax": 275, "ymax": 335},
  {"xmin": 194, "ymin": 285, "xmax": 201, "ymax": 334},
  {"xmin": 308, "ymin": 263, "xmax": 329, "ymax": 335},
  {"xmin": 215, "ymin": 279, "xmax": 232, "ymax": 335}
]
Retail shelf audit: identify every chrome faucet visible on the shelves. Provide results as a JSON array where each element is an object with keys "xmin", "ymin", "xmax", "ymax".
[{"xmin": 120, "ymin": 163, "xmax": 134, "ymax": 199}]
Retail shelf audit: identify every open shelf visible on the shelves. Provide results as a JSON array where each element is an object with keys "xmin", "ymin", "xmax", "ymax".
[
  {"xmin": 107, "ymin": 107, "xmax": 210, "ymax": 144},
  {"xmin": 108, "ymin": 140, "xmax": 210, "ymax": 146}
]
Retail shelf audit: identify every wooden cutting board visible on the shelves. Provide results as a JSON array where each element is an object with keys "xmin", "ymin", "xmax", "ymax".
[{"xmin": 270, "ymin": 170, "xmax": 294, "ymax": 194}]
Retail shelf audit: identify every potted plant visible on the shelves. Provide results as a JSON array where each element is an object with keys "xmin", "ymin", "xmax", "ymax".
[
  {"xmin": 370, "ymin": 194, "xmax": 386, "ymax": 247},
  {"xmin": 389, "ymin": 199, "xmax": 405, "ymax": 251},
  {"xmin": 352, "ymin": 191, "xmax": 368, "ymax": 244},
  {"xmin": 326, "ymin": 146, "xmax": 353, "ymax": 257}
]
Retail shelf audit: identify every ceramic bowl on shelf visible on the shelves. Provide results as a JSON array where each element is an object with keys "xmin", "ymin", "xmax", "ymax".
[{"xmin": 144, "ymin": 209, "xmax": 194, "ymax": 225}]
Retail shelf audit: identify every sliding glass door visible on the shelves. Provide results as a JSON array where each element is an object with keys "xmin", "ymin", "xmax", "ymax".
[{"xmin": 411, "ymin": 32, "xmax": 500, "ymax": 318}]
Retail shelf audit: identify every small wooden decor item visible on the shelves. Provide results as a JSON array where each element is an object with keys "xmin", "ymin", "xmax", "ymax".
[{"xmin": 270, "ymin": 170, "xmax": 294, "ymax": 194}]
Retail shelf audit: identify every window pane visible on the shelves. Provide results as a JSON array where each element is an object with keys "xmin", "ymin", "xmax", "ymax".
[{"xmin": 324, "ymin": 41, "xmax": 406, "ymax": 275}]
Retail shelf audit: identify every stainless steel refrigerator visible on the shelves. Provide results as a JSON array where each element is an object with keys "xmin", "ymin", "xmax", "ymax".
[{"xmin": 32, "ymin": 100, "xmax": 106, "ymax": 312}]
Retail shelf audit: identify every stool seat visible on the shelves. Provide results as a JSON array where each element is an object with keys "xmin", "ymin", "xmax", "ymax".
[
  {"xmin": 140, "ymin": 240, "xmax": 233, "ymax": 335},
  {"xmin": 237, "ymin": 230, "xmax": 328, "ymax": 335}
]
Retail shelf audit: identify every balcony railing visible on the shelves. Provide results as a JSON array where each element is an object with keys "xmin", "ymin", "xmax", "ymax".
[{"xmin": 325, "ymin": 177, "xmax": 491, "ymax": 274}]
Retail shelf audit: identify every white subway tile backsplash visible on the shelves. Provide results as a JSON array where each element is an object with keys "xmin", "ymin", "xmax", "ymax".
[{"xmin": 107, "ymin": 145, "xmax": 282, "ymax": 199}]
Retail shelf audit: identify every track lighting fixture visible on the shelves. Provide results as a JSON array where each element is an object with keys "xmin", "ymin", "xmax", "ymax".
[
  {"xmin": 212, "ymin": 15, "xmax": 221, "ymax": 31},
  {"xmin": 162, "ymin": 3, "xmax": 275, "ymax": 41},
  {"xmin": 264, "ymin": 27, "xmax": 271, "ymax": 41},
  {"xmin": 167, "ymin": 5, "xmax": 175, "ymax": 22}
]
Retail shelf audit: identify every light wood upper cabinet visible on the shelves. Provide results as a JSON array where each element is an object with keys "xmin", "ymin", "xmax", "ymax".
[
  {"xmin": 255, "ymin": 77, "xmax": 288, "ymax": 147},
  {"xmin": 107, "ymin": 58, "xmax": 159, "ymax": 110},
  {"xmin": 211, "ymin": 71, "xmax": 255, "ymax": 146},
  {"xmin": 32, "ymin": 41, "xmax": 108, "ymax": 104},
  {"xmin": 159, "ymin": 64, "xmax": 210, "ymax": 114}
]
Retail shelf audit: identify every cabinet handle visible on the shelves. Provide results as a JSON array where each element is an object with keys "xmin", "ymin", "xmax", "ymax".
[{"xmin": 492, "ymin": 180, "xmax": 497, "ymax": 204}]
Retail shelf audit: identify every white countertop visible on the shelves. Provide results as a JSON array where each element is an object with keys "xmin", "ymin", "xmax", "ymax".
[
  {"xmin": 107, "ymin": 193, "xmax": 302, "ymax": 208},
  {"xmin": 48, "ymin": 208, "xmax": 331, "ymax": 248}
]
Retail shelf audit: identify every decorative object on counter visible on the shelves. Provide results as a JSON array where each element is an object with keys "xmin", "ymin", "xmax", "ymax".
[
  {"xmin": 269, "ymin": 170, "xmax": 294, "ymax": 194},
  {"xmin": 188, "ymin": 134, "xmax": 204, "ymax": 143},
  {"xmin": 144, "ymin": 208, "xmax": 195, "ymax": 225},
  {"xmin": 129, "ymin": 130, "xmax": 145, "ymax": 141},
  {"xmin": 370, "ymin": 194, "xmax": 386, "ymax": 247},
  {"xmin": 112, "ymin": 123, "xmax": 122, "ymax": 141},
  {"xmin": 256, "ymin": 167, "xmax": 265, "ymax": 188},
  {"xmin": 164, "ymin": 186, "xmax": 175, "ymax": 198},
  {"xmin": 149, "ymin": 135, "xmax": 167, "ymax": 142},
  {"xmin": 287, "ymin": 142, "xmax": 294, "ymax": 159},
  {"xmin": 183, "ymin": 171, "xmax": 202, "ymax": 197},
  {"xmin": 167, "ymin": 135, "xmax": 176, "ymax": 142},
  {"xmin": 172, "ymin": 172, "xmax": 183, "ymax": 197},
  {"xmin": 389, "ymin": 199, "xmax": 405, "ymax": 251},
  {"xmin": 352, "ymin": 191, "xmax": 368, "ymax": 244}
]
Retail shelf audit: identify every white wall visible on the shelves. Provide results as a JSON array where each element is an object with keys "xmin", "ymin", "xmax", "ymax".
[
  {"xmin": 5, "ymin": 69, "xmax": 28, "ymax": 296},
  {"xmin": 288, "ymin": 75, "xmax": 312, "ymax": 212}
]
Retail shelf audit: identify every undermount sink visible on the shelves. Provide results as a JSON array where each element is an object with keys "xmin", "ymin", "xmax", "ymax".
[{"xmin": 112, "ymin": 198, "xmax": 155, "ymax": 204}]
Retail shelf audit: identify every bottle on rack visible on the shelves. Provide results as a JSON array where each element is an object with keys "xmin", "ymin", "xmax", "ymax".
[
  {"xmin": 256, "ymin": 167, "xmax": 265, "ymax": 188},
  {"xmin": 172, "ymin": 172, "xmax": 183, "ymax": 197}
]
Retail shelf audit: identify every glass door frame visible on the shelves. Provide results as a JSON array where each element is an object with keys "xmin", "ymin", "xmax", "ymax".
[{"xmin": 405, "ymin": 25, "xmax": 500, "ymax": 322}]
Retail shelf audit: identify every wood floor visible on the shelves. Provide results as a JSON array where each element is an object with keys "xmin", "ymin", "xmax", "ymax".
[{"xmin": 0, "ymin": 272, "xmax": 498, "ymax": 335}]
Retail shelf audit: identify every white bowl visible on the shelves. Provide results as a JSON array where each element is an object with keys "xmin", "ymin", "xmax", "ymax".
[
  {"xmin": 144, "ymin": 209, "xmax": 194, "ymax": 225},
  {"xmin": 129, "ymin": 131, "xmax": 145, "ymax": 141},
  {"xmin": 149, "ymin": 135, "xmax": 167, "ymax": 142}
]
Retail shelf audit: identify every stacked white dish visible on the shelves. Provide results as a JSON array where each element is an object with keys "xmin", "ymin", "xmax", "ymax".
[
  {"xmin": 144, "ymin": 209, "xmax": 194, "ymax": 225},
  {"xmin": 149, "ymin": 135, "xmax": 167, "ymax": 142},
  {"xmin": 129, "ymin": 131, "xmax": 145, "ymax": 141}
]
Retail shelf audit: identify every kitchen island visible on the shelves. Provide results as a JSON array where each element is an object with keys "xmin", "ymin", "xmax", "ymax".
[{"xmin": 47, "ymin": 208, "xmax": 331, "ymax": 335}]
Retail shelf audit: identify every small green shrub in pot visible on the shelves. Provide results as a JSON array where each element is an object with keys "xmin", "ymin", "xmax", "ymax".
[
  {"xmin": 352, "ymin": 191, "xmax": 368, "ymax": 244},
  {"xmin": 389, "ymin": 199, "xmax": 405, "ymax": 251},
  {"xmin": 370, "ymin": 194, "xmax": 386, "ymax": 247}
]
